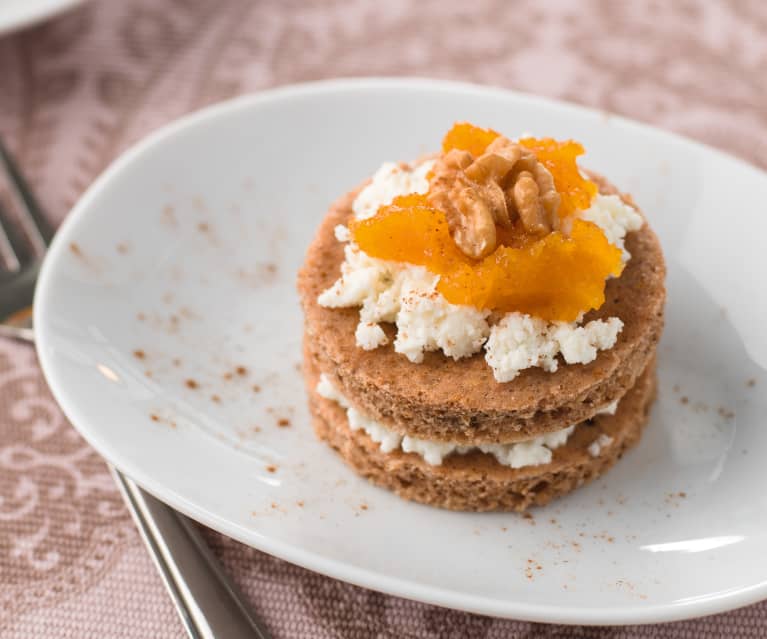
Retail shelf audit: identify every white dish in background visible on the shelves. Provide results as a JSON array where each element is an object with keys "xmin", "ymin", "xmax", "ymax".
[
  {"xmin": 0, "ymin": 0, "xmax": 84, "ymax": 36},
  {"xmin": 34, "ymin": 79, "xmax": 767, "ymax": 625}
]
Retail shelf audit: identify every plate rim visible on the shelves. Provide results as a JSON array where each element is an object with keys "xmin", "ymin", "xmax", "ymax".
[
  {"xmin": 33, "ymin": 76, "xmax": 767, "ymax": 625},
  {"xmin": 0, "ymin": 0, "xmax": 85, "ymax": 37}
]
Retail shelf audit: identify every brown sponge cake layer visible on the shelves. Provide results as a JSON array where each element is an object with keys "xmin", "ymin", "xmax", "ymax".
[
  {"xmin": 298, "ymin": 174, "xmax": 665, "ymax": 443},
  {"xmin": 304, "ymin": 355, "xmax": 657, "ymax": 512}
]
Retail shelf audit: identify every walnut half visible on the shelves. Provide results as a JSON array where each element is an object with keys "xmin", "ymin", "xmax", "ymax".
[{"xmin": 427, "ymin": 136, "xmax": 561, "ymax": 259}]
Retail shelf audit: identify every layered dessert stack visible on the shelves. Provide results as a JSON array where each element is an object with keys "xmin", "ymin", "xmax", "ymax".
[{"xmin": 298, "ymin": 123, "xmax": 665, "ymax": 511}]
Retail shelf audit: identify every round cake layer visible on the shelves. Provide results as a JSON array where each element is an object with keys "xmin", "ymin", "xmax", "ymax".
[
  {"xmin": 299, "ymin": 174, "xmax": 665, "ymax": 442},
  {"xmin": 305, "ymin": 357, "xmax": 657, "ymax": 512}
]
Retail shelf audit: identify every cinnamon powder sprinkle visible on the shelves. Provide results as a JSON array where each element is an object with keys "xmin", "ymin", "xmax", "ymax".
[
  {"xmin": 162, "ymin": 205, "xmax": 177, "ymax": 225},
  {"xmin": 296, "ymin": 500, "xmax": 304, "ymax": 507},
  {"xmin": 69, "ymin": 242, "xmax": 82, "ymax": 256},
  {"xmin": 211, "ymin": 394, "xmax": 221, "ymax": 403},
  {"xmin": 150, "ymin": 414, "xmax": 160, "ymax": 422},
  {"xmin": 235, "ymin": 366, "xmax": 248, "ymax": 376},
  {"xmin": 277, "ymin": 418, "xmax": 291, "ymax": 428},
  {"xmin": 266, "ymin": 465, "xmax": 277, "ymax": 473},
  {"xmin": 133, "ymin": 349, "xmax": 146, "ymax": 360},
  {"xmin": 252, "ymin": 384, "xmax": 261, "ymax": 393},
  {"xmin": 185, "ymin": 379, "xmax": 199, "ymax": 389}
]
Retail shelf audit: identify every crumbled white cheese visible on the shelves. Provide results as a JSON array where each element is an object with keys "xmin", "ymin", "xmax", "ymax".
[
  {"xmin": 477, "ymin": 425, "xmax": 577, "ymax": 468},
  {"xmin": 484, "ymin": 314, "xmax": 560, "ymax": 382},
  {"xmin": 317, "ymin": 374, "xmax": 403, "ymax": 453},
  {"xmin": 318, "ymin": 162, "xmax": 634, "ymax": 381},
  {"xmin": 355, "ymin": 322, "xmax": 388, "ymax": 350},
  {"xmin": 401, "ymin": 436, "xmax": 456, "ymax": 466},
  {"xmin": 316, "ymin": 374, "xmax": 347, "ymax": 406},
  {"xmin": 485, "ymin": 313, "xmax": 622, "ymax": 382},
  {"xmin": 588, "ymin": 433, "xmax": 614, "ymax": 458},
  {"xmin": 318, "ymin": 242, "xmax": 490, "ymax": 362},
  {"xmin": 553, "ymin": 317, "xmax": 624, "ymax": 366},
  {"xmin": 394, "ymin": 277, "xmax": 490, "ymax": 363},
  {"xmin": 597, "ymin": 399, "xmax": 619, "ymax": 416},
  {"xmin": 352, "ymin": 161, "xmax": 434, "ymax": 220},
  {"xmin": 317, "ymin": 243, "xmax": 398, "ymax": 310},
  {"xmin": 317, "ymin": 374, "xmax": 576, "ymax": 468},
  {"xmin": 334, "ymin": 224, "xmax": 351, "ymax": 242},
  {"xmin": 579, "ymin": 194, "xmax": 644, "ymax": 262},
  {"xmin": 347, "ymin": 406, "xmax": 402, "ymax": 453}
]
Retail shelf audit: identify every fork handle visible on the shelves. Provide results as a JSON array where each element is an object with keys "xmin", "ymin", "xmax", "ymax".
[{"xmin": 111, "ymin": 468, "xmax": 272, "ymax": 639}]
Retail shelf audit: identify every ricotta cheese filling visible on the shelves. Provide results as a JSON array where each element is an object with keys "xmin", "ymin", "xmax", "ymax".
[
  {"xmin": 317, "ymin": 374, "xmax": 618, "ymax": 467},
  {"xmin": 318, "ymin": 160, "xmax": 643, "ymax": 382},
  {"xmin": 588, "ymin": 433, "xmax": 615, "ymax": 458}
]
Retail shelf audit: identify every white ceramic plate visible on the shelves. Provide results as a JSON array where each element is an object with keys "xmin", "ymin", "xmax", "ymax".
[
  {"xmin": 0, "ymin": 0, "xmax": 84, "ymax": 36},
  {"xmin": 35, "ymin": 79, "xmax": 767, "ymax": 625}
]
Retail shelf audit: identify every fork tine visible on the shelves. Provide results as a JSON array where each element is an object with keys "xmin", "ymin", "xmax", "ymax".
[
  {"xmin": 0, "ymin": 197, "xmax": 33, "ymax": 269},
  {"xmin": 0, "ymin": 139, "xmax": 54, "ymax": 250}
]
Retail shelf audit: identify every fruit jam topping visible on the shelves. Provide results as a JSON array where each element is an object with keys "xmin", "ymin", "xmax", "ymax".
[{"xmin": 350, "ymin": 123, "xmax": 624, "ymax": 322}]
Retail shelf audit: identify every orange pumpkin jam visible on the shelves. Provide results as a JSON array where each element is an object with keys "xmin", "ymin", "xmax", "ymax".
[
  {"xmin": 350, "ymin": 124, "xmax": 623, "ymax": 322},
  {"xmin": 442, "ymin": 122, "xmax": 500, "ymax": 157},
  {"xmin": 518, "ymin": 137, "xmax": 598, "ymax": 218}
]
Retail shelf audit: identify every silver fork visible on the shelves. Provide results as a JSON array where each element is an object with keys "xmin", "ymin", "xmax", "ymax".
[{"xmin": 0, "ymin": 140, "xmax": 271, "ymax": 639}]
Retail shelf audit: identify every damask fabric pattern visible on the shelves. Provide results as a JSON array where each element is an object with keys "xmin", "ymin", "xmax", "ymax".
[{"xmin": 0, "ymin": 1, "xmax": 765, "ymax": 637}]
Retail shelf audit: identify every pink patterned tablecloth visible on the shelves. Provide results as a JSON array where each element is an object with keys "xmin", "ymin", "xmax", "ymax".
[{"xmin": 0, "ymin": 1, "xmax": 765, "ymax": 637}]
